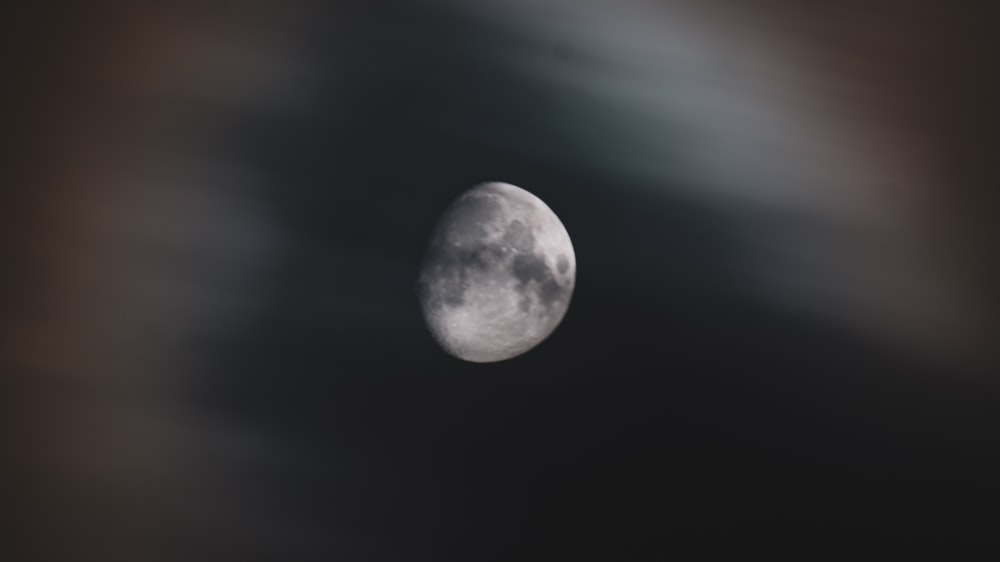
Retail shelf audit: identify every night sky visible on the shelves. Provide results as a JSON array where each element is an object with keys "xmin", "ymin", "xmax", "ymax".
[{"xmin": 4, "ymin": 1, "xmax": 999, "ymax": 560}]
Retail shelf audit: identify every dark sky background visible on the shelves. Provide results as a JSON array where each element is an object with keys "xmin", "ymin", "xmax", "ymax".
[{"xmin": 4, "ymin": 1, "xmax": 999, "ymax": 560}]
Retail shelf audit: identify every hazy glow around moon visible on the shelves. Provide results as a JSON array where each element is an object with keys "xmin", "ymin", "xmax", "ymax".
[{"xmin": 418, "ymin": 182, "xmax": 576, "ymax": 363}]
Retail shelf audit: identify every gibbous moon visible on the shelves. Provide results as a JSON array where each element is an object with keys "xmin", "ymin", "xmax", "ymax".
[{"xmin": 418, "ymin": 182, "xmax": 576, "ymax": 362}]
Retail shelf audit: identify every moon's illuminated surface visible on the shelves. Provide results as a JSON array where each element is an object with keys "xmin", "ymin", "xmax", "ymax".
[{"xmin": 418, "ymin": 182, "xmax": 576, "ymax": 362}]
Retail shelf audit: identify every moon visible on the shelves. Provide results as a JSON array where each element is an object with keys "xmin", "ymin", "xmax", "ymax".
[{"xmin": 417, "ymin": 182, "xmax": 576, "ymax": 362}]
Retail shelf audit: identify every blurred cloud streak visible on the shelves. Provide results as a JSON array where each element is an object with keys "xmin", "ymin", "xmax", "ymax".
[{"xmin": 3, "ymin": 1, "xmax": 997, "ymax": 560}]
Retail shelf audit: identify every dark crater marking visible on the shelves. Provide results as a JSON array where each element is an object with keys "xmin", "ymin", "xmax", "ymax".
[
  {"xmin": 420, "ymin": 212, "xmax": 566, "ymax": 315},
  {"xmin": 557, "ymin": 254, "xmax": 569, "ymax": 274},
  {"xmin": 505, "ymin": 220, "xmax": 564, "ymax": 311},
  {"xmin": 421, "ymin": 241, "xmax": 505, "ymax": 308}
]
